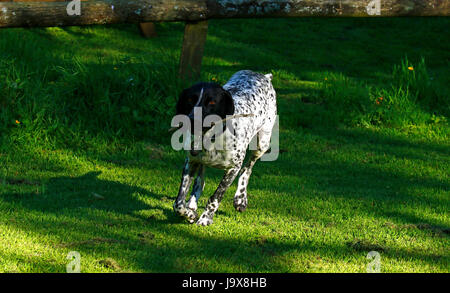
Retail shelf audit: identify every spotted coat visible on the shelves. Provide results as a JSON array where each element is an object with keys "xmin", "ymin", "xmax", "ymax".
[
  {"xmin": 173, "ymin": 70, "xmax": 277, "ymax": 225},
  {"xmin": 188, "ymin": 70, "xmax": 277, "ymax": 169}
]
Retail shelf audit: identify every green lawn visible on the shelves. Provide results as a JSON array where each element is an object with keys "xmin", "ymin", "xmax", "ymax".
[{"xmin": 0, "ymin": 17, "xmax": 449, "ymax": 272}]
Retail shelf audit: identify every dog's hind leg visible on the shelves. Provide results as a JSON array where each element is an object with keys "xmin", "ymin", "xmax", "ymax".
[
  {"xmin": 173, "ymin": 158, "xmax": 200, "ymax": 223},
  {"xmin": 186, "ymin": 165, "xmax": 205, "ymax": 212},
  {"xmin": 233, "ymin": 154, "xmax": 257, "ymax": 212},
  {"xmin": 233, "ymin": 129, "xmax": 272, "ymax": 212}
]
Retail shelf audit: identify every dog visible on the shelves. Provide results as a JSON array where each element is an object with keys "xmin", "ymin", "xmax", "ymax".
[{"xmin": 172, "ymin": 70, "xmax": 277, "ymax": 226}]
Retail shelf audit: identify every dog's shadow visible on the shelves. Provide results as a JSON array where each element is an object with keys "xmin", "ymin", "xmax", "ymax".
[{"xmin": 3, "ymin": 171, "xmax": 184, "ymax": 225}]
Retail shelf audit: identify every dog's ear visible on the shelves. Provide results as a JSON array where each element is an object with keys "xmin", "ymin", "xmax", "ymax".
[
  {"xmin": 219, "ymin": 88, "xmax": 235, "ymax": 119},
  {"xmin": 176, "ymin": 89, "xmax": 191, "ymax": 115}
]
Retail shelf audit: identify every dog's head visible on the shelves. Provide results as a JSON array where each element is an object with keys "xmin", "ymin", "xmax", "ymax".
[{"xmin": 176, "ymin": 83, "xmax": 235, "ymax": 132}]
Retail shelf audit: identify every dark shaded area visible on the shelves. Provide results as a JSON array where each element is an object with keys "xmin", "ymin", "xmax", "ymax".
[
  {"xmin": 1, "ymin": 18, "xmax": 449, "ymax": 145},
  {"xmin": 3, "ymin": 171, "xmax": 161, "ymax": 216}
]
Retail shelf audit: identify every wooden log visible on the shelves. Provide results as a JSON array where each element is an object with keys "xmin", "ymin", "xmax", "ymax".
[
  {"xmin": 208, "ymin": 0, "xmax": 450, "ymax": 18},
  {"xmin": 178, "ymin": 20, "xmax": 208, "ymax": 80},
  {"xmin": 0, "ymin": 0, "xmax": 448, "ymax": 28},
  {"xmin": 0, "ymin": 1, "xmax": 207, "ymax": 28}
]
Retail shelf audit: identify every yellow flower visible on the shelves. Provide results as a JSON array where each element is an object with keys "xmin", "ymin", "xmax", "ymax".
[
  {"xmin": 15, "ymin": 120, "xmax": 20, "ymax": 124},
  {"xmin": 408, "ymin": 66, "xmax": 414, "ymax": 71},
  {"xmin": 114, "ymin": 67, "xmax": 118, "ymax": 70},
  {"xmin": 324, "ymin": 77, "xmax": 328, "ymax": 81}
]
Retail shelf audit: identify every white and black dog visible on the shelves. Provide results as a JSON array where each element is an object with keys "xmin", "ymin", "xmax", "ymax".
[{"xmin": 172, "ymin": 70, "xmax": 277, "ymax": 225}]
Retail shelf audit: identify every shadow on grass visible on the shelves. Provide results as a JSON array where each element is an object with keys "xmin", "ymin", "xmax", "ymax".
[
  {"xmin": 2, "ymin": 170, "xmax": 177, "ymax": 221},
  {"xmin": 1, "ymin": 141, "xmax": 448, "ymax": 272},
  {"xmin": 250, "ymin": 126, "xmax": 449, "ymax": 229},
  {"xmin": 0, "ymin": 170, "xmax": 307, "ymax": 272},
  {"xmin": 2, "ymin": 202, "xmax": 447, "ymax": 272}
]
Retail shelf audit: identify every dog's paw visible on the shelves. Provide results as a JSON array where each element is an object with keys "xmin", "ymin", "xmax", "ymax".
[
  {"xmin": 173, "ymin": 204, "xmax": 198, "ymax": 223},
  {"xmin": 184, "ymin": 208, "xmax": 198, "ymax": 224},
  {"xmin": 173, "ymin": 203, "xmax": 184, "ymax": 215},
  {"xmin": 196, "ymin": 215, "xmax": 213, "ymax": 226},
  {"xmin": 233, "ymin": 198, "xmax": 247, "ymax": 212}
]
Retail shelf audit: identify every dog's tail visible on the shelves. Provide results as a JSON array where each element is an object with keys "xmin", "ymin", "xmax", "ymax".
[{"xmin": 264, "ymin": 73, "xmax": 273, "ymax": 81}]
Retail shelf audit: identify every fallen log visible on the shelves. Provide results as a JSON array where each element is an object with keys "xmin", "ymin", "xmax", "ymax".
[{"xmin": 0, "ymin": 0, "xmax": 448, "ymax": 28}]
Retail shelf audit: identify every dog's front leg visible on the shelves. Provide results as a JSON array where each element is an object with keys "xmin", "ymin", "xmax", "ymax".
[
  {"xmin": 186, "ymin": 165, "xmax": 205, "ymax": 211},
  {"xmin": 196, "ymin": 166, "xmax": 241, "ymax": 226},
  {"xmin": 173, "ymin": 158, "xmax": 200, "ymax": 223}
]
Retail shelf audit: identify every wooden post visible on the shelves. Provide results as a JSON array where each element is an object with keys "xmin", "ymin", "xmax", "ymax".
[
  {"xmin": 139, "ymin": 22, "xmax": 157, "ymax": 38},
  {"xmin": 178, "ymin": 21, "xmax": 208, "ymax": 80}
]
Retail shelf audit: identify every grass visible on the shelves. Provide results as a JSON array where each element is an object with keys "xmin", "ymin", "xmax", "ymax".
[{"xmin": 0, "ymin": 17, "xmax": 449, "ymax": 273}]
